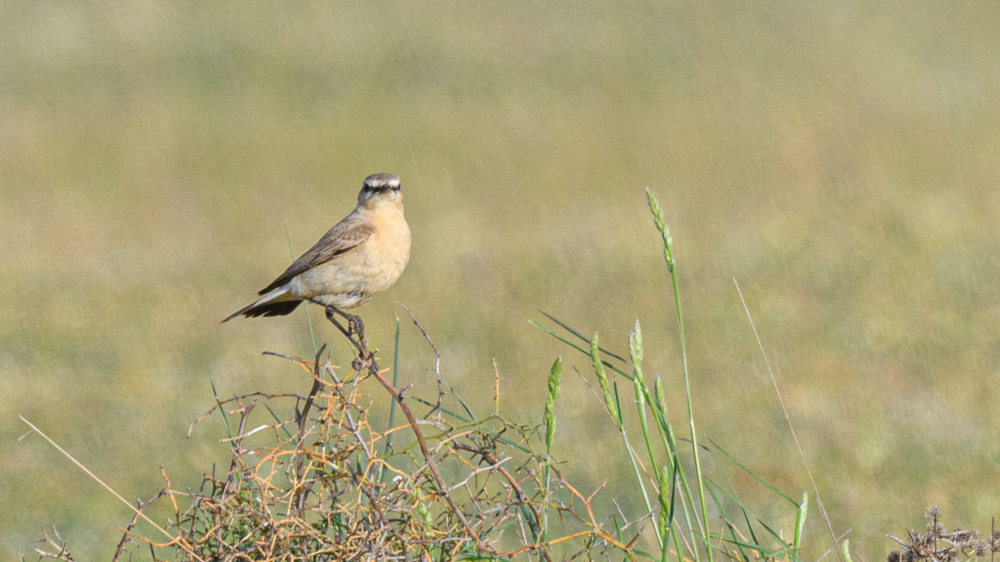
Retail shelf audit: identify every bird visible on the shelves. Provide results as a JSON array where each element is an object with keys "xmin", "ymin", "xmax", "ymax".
[{"xmin": 223, "ymin": 173, "xmax": 411, "ymax": 344}]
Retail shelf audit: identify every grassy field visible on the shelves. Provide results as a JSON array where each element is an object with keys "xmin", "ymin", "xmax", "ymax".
[{"xmin": 4, "ymin": 2, "xmax": 1000, "ymax": 560}]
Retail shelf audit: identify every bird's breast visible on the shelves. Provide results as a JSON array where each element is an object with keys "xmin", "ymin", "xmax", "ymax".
[{"xmin": 369, "ymin": 206, "xmax": 411, "ymax": 277}]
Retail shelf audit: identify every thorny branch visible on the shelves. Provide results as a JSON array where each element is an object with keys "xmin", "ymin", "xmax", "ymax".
[
  {"xmin": 98, "ymin": 345, "xmax": 637, "ymax": 560},
  {"xmin": 888, "ymin": 507, "xmax": 1000, "ymax": 562}
]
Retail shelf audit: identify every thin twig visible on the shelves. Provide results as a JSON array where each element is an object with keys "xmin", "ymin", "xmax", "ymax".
[
  {"xmin": 395, "ymin": 302, "xmax": 446, "ymax": 416},
  {"xmin": 19, "ymin": 416, "xmax": 206, "ymax": 562},
  {"xmin": 733, "ymin": 278, "xmax": 842, "ymax": 561}
]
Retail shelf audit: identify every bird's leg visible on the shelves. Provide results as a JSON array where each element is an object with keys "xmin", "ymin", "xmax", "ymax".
[
  {"xmin": 326, "ymin": 309, "xmax": 362, "ymax": 351},
  {"xmin": 326, "ymin": 306, "xmax": 365, "ymax": 343},
  {"xmin": 343, "ymin": 312, "xmax": 365, "ymax": 343},
  {"xmin": 306, "ymin": 299, "xmax": 363, "ymax": 354},
  {"xmin": 340, "ymin": 311, "xmax": 374, "ymax": 370},
  {"xmin": 309, "ymin": 300, "xmax": 373, "ymax": 368},
  {"xmin": 334, "ymin": 309, "xmax": 373, "ymax": 368}
]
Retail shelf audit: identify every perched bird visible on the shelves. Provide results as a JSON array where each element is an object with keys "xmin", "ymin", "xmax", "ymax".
[{"xmin": 223, "ymin": 173, "xmax": 411, "ymax": 333}]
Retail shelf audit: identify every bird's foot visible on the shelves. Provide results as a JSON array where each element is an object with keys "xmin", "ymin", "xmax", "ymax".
[
  {"xmin": 321, "ymin": 304, "xmax": 373, "ymax": 371},
  {"xmin": 345, "ymin": 313, "xmax": 365, "ymax": 342},
  {"xmin": 351, "ymin": 350, "xmax": 376, "ymax": 373}
]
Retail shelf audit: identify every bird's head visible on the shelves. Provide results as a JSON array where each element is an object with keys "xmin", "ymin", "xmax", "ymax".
[{"xmin": 357, "ymin": 173, "xmax": 403, "ymax": 208}]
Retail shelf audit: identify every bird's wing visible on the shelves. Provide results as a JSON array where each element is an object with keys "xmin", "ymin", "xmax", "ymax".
[{"xmin": 258, "ymin": 213, "xmax": 375, "ymax": 295}]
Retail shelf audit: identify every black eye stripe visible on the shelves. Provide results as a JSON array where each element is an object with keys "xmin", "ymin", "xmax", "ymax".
[{"xmin": 362, "ymin": 184, "xmax": 400, "ymax": 192}]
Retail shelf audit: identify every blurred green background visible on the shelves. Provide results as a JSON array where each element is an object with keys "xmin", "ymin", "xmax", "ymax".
[{"xmin": 4, "ymin": 2, "xmax": 1000, "ymax": 560}]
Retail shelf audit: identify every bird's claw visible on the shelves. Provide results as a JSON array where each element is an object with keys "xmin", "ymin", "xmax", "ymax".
[
  {"xmin": 347, "ymin": 315, "xmax": 365, "ymax": 340},
  {"xmin": 352, "ymin": 351, "xmax": 376, "ymax": 373}
]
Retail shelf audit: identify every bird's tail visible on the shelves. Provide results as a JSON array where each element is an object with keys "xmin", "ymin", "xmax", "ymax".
[{"xmin": 222, "ymin": 288, "xmax": 301, "ymax": 322}]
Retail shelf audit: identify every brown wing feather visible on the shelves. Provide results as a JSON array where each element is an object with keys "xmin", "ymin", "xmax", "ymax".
[{"xmin": 258, "ymin": 214, "xmax": 374, "ymax": 295}]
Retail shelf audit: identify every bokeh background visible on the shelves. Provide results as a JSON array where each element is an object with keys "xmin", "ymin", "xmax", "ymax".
[{"xmin": 4, "ymin": 2, "xmax": 1000, "ymax": 559}]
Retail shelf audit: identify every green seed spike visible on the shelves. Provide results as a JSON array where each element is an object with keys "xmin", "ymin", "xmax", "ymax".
[
  {"xmin": 542, "ymin": 356, "xmax": 563, "ymax": 543},
  {"xmin": 591, "ymin": 333, "xmax": 620, "ymax": 424},
  {"xmin": 544, "ymin": 356, "xmax": 563, "ymax": 453},
  {"xmin": 657, "ymin": 465, "xmax": 671, "ymax": 538},
  {"xmin": 840, "ymin": 539, "xmax": 853, "ymax": 562},
  {"xmin": 628, "ymin": 319, "xmax": 644, "ymax": 383},
  {"xmin": 645, "ymin": 187, "xmax": 665, "ymax": 232},
  {"xmin": 645, "ymin": 188, "xmax": 674, "ymax": 272},
  {"xmin": 653, "ymin": 376, "xmax": 668, "ymax": 419}
]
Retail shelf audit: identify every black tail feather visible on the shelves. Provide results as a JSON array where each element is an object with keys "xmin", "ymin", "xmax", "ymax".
[{"xmin": 222, "ymin": 300, "xmax": 301, "ymax": 323}]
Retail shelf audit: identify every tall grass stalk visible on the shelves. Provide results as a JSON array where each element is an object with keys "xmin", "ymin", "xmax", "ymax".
[
  {"xmin": 542, "ymin": 356, "xmax": 562, "ymax": 542},
  {"xmin": 629, "ymin": 320, "xmax": 666, "ymax": 551},
  {"xmin": 646, "ymin": 187, "xmax": 712, "ymax": 561},
  {"xmin": 533, "ymin": 190, "xmax": 816, "ymax": 561},
  {"xmin": 594, "ymin": 325, "xmax": 700, "ymax": 561},
  {"xmin": 591, "ymin": 333, "xmax": 656, "ymax": 543},
  {"xmin": 652, "ymin": 375, "xmax": 701, "ymax": 561}
]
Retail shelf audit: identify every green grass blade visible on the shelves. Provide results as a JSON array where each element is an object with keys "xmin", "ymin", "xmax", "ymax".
[
  {"xmin": 444, "ymin": 379, "xmax": 477, "ymax": 422},
  {"xmin": 755, "ymin": 518, "xmax": 802, "ymax": 561},
  {"xmin": 708, "ymin": 437, "xmax": 798, "ymax": 506},
  {"xmin": 704, "ymin": 473, "xmax": 771, "ymax": 556},
  {"xmin": 211, "ymin": 381, "xmax": 234, "ymax": 439},
  {"xmin": 262, "ymin": 402, "xmax": 293, "ymax": 439},
  {"xmin": 530, "ymin": 320, "xmax": 633, "ymax": 381},
  {"xmin": 702, "ymin": 440, "xmax": 763, "ymax": 548},
  {"xmin": 716, "ymin": 535, "xmax": 784, "ymax": 558},
  {"xmin": 538, "ymin": 309, "xmax": 626, "ymax": 362},
  {"xmin": 703, "ymin": 481, "xmax": 741, "ymax": 560},
  {"xmin": 794, "ymin": 492, "xmax": 808, "ymax": 551}
]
